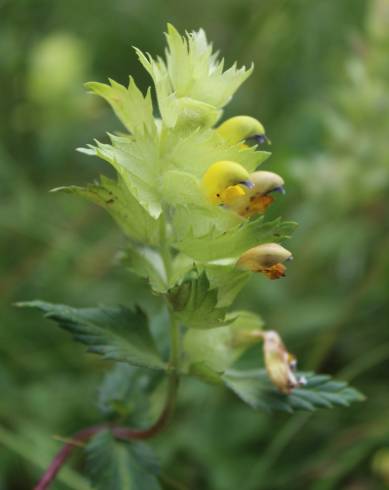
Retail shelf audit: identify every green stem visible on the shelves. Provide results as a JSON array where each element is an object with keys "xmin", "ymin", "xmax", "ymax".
[
  {"xmin": 169, "ymin": 307, "xmax": 180, "ymax": 368},
  {"xmin": 35, "ymin": 215, "xmax": 182, "ymax": 490},
  {"xmin": 160, "ymin": 215, "xmax": 172, "ymax": 285},
  {"xmin": 159, "ymin": 213, "xmax": 181, "ymax": 371}
]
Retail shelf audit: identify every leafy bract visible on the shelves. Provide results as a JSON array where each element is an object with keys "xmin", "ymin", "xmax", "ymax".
[
  {"xmin": 86, "ymin": 77, "xmax": 156, "ymax": 135},
  {"xmin": 163, "ymin": 24, "xmax": 253, "ymax": 109},
  {"xmin": 223, "ymin": 370, "xmax": 365, "ymax": 413},
  {"xmin": 86, "ymin": 430, "xmax": 161, "ymax": 490},
  {"xmin": 160, "ymin": 128, "xmax": 270, "ymax": 177},
  {"xmin": 78, "ymin": 132, "xmax": 161, "ymax": 219},
  {"xmin": 53, "ymin": 175, "xmax": 161, "ymax": 246},
  {"xmin": 135, "ymin": 24, "xmax": 253, "ymax": 129},
  {"xmin": 204, "ymin": 263, "xmax": 250, "ymax": 308},
  {"xmin": 121, "ymin": 244, "xmax": 167, "ymax": 293},
  {"xmin": 184, "ymin": 311, "xmax": 264, "ymax": 373},
  {"xmin": 17, "ymin": 301, "xmax": 166, "ymax": 371},
  {"xmin": 175, "ymin": 217, "xmax": 297, "ymax": 261},
  {"xmin": 168, "ymin": 272, "xmax": 229, "ymax": 329}
]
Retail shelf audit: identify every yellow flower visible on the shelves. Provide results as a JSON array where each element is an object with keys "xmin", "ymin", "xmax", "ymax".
[
  {"xmin": 216, "ymin": 115, "xmax": 269, "ymax": 147},
  {"xmin": 236, "ymin": 243, "xmax": 292, "ymax": 280},
  {"xmin": 201, "ymin": 160, "xmax": 254, "ymax": 205},
  {"xmin": 228, "ymin": 170, "xmax": 285, "ymax": 217},
  {"xmin": 262, "ymin": 330, "xmax": 305, "ymax": 394}
]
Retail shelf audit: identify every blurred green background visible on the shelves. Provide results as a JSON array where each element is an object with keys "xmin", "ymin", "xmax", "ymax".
[{"xmin": 1, "ymin": 0, "xmax": 389, "ymax": 488}]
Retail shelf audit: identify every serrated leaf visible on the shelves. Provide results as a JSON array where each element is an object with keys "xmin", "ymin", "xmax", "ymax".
[
  {"xmin": 175, "ymin": 217, "xmax": 297, "ymax": 261},
  {"xmin": 223, "ymin": 370, "xmax": 365, "ymax": 413},
  {"xmin": 168, "ymin": 253, "xmax": 195, "ymax": 288},
  {"xmin": 86, "ymin": 77, "xmax": 156, "ymax": 135},
  {"xmin": 18, "ymin": 301, "xmax": 166, "ymax": 371},
  {"xmin": 79, "ymin": 131, "xmax": 161, "ymax": 219},
  {"xmin": 120, "ymin": 244, "xmax": 167, "ymax": 293},
  {"xmin": 86, "ymin": 430, "xmax": 161, "ymax": 490},
  {"xmin": 53, "ymin": 175, "xmax": 161, "ymax": 246},
  {"xmin": 168, "ymin": 272, "xmax": 229, "ymax": 329},
  {"xmin": 161, "ymin": 169, "xmax": 243, "ymax": 241},
  {"xmin": 204, "ymin": 262, "xmax": 250, "ymax": 307},
  {"xmin": 135, "ymin": 25, "xmax": 252, "ymax": 129},
  {"xmin": 161, "ymin": 170, "xmax": 205, "ymax": 207},
  {"xmin": 98, "ymin": 364, "xmax": 139, "ymax": 418},
  {"xmin": 160, "ymin": 127, "xmax": 269, "ymax": 177},
  {"xmin": 184, "ymin": 327, "xmax": 235, "ymax": 373},
  {"xmin": 163, "ymin": 24, "xmax": 253, "ymax": 109},
  {"xmin": 98, "ymin": 364, "xmax": 159, "ymax": 422}
]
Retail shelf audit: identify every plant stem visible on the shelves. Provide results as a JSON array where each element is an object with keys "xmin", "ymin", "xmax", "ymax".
[
  {"xmin": 169, "ymin": 307, "xmax": 180, "ymax": 368},
  {"xmin": 35, "ymin": 218, "xmax": 182, "ymax": 490},
  {"xmin": 160, "ymin": 215, "xmax": 172, "ymax": 284},
  {"xmin": 34, "ymin": 374, "xmax": 179, "ymax": 490},
  {"xmin": 159, "ymin": 213, "xmax": 181, "ymax": 370},
  {"xmin": 34, "ymin": 426, "xmax": 101, "ymax": 490}
]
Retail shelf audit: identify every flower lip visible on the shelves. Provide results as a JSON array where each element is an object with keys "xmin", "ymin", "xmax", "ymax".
[{"xmin": 239, "ymin": 180, "xmax": 255, "ymax": 189}]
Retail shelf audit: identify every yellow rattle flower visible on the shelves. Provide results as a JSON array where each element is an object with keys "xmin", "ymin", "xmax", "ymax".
[
  {"xmin": 236, "ymin": 243, "xmax": 293, "ymax": 280},
  {"xmin": 262, "ymin": 330, "xmax": 305, "ymax": 394},
  {"xmin": 201, "ymin": 160, "xmax": 254, "ymax": 205},
  {"xmin": 217, "ymin": 115, "xmax": 270, "ymax": 147},
  {"xmin": 228, "ymin": 170, "xmax": 285, "ymax": 217}
]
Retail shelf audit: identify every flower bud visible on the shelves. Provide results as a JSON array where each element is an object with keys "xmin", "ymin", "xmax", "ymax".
[
  {"xmin": 262, "ymin": 330, "xmax": 305, "ymax": 394},
  {"xmin": 236, "ymin": 243, "xmax": 292, "ymax": 280},
  {"xmin": 229, "ymin": 171, "xmax": 285, "ymax": 217}
]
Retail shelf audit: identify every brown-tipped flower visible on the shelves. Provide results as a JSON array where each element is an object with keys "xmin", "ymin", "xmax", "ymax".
[
  {"xmin": 262, "ymin": 330, "xmax": 305, "ymax": 394},
  {"xmin": 229, "ymin": 171, "xmax": 285, "ymax": 217},
  {"xmin": 236, "ymin": 243, "xmax": 293, "ymax": 280}
]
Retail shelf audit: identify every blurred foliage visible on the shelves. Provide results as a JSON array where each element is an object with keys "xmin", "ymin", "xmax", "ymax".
[{"xmin": 1, "ymin": 0, "xmax": 389, "ymax": 489}]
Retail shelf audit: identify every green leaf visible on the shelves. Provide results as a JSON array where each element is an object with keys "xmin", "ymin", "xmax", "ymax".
[
  {"xmin": 86, "ymin": 77, "xmax": 156, "ymax": 135},
  {"xmin": 98, "ymin": 364, "xmax": 138, "ymax": 419},
  {"xmin": 78, "ymin": 132, "xmax": 161, "ymax": 219},
  {"xmin": 204, "ymin": 262, "xmax": 250, "ymax": 308},
  {"xmin": 187, "ymin": 362, "xmax": 224, "ymax": 385},
  {"xmin": 86, "ymin": 430, "xmax": 161, "ymax": 490},
  {"xmin": 163, "ymin": 24, "xmax": 253, "ymax": 109},
  {"xmin": 169, "ymin": 253, "xmax": 195, "ymax": 288},
  {"xmin": 160, "ymin": 127, "xmax": 269, "ymax": 177},
  {"xmin": 223, "ymin": 370, "xmax": 365, "ymax": 413},
  {"xmin": 17, "ymin": 301, "xmax": 166, "ymax": 371},
  {"xmin": 175, "ymin": 217, "xmax": 297, "ymax": 261},
  {"xmin": 184, "ymin": 311, "xmax": 264, "ymax": 373},
  {"xmin": 120, "ymin": 244, "xmax": 167, "ymax": 293},
  {"xmin": 98, "ymin": 364, "xmax": 158, "ymax": 422},
  {"xmin": 161, "ymin": 170, "xmax": 205, "ymax": 207},
  {"xmin": 53, "ymin": 175, "xmax": 161, "ymax": 246},
  {"xmin": 168, "ymin": 272, "xmax": 229, "ymax": 329},
  {"xmin": 135, "ymin": 24, "xmax": 253, "ymax": 129}
]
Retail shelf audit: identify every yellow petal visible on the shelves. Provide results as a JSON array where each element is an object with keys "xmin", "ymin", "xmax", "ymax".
[{"xmin": 221, "ymin": 184, "xmax": 246, "ymax": 203}]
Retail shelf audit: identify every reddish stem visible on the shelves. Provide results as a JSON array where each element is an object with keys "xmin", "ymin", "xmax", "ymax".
[{"xmin": 34, "ymin": 374, "xmax": 179, "ymax": 490}]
